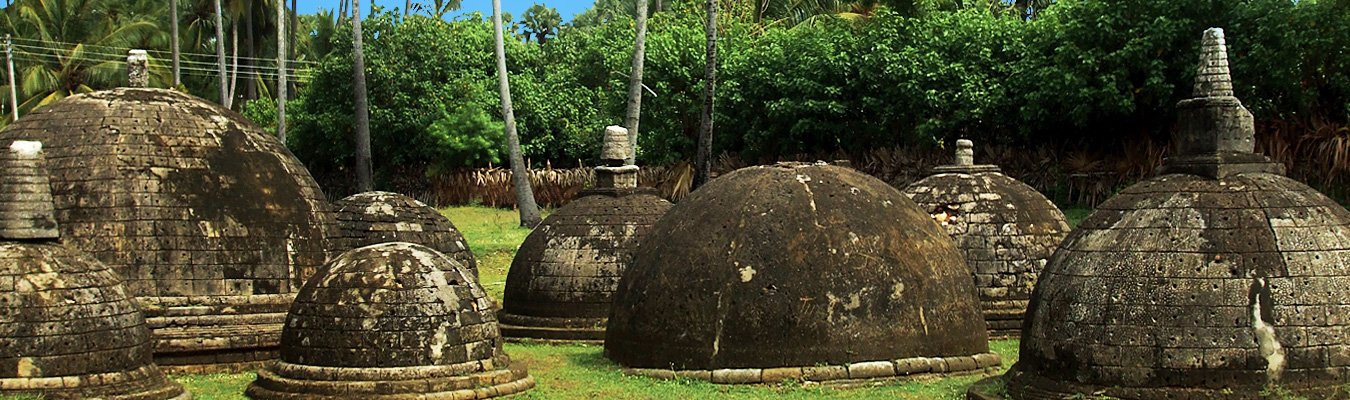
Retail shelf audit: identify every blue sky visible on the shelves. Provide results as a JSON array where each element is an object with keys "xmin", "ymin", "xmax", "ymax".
[{"xmin": 293, "ymin": 0, "xmax": 592, "ymax": 22}]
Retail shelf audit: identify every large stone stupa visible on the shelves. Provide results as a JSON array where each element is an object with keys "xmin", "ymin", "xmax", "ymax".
[
  {"xmin": 606, "ymin": 162, "xmax": 999, "ymax": 384},
  {"xmin": 499, "ymin": 126, "xmax": 673, "ymax": 342},
  {"xmin": 0, "ymin": 140, "xmax": 189, "ymax": 400},
  {"xmin": 969, "ymin": 28, "xmax": 1350, "ymax": 400},
  {"xmin": 246, "ymin": 242, "xmax": 533, "ymax": 399},
  {"xmin": 0, "ymin": 88, "xmax": 339, "ymax": 372},
  {"xmin": 903, "ymin": 139, "xmax": 1071, "ymax": 337}
]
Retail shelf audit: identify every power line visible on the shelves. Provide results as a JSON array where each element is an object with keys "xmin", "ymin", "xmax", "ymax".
[
  {"xmin": 10, "ymin": 40, "xmax": 320, "ymax": 73},
  {"xmin": 10, "ymin": 51, "xmax": 313, "ymax": 82},
  {"xmin": 10, "ymin": 43, "xmax": 315, "ymax": 77},
  {"xmin": 9, "ymin": 36, "xmax": 322, "ymax": 66}
]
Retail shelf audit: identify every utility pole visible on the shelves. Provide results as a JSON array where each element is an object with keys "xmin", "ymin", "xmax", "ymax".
[{"xmin": 6, "ymin": 35, "xmax": 16, "ymax": 122}]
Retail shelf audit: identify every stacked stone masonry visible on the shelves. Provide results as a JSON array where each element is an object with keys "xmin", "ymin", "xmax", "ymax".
[
  {"xmin": 500, "ymin": 188, "xmax": 672, "ymax": 341},
  {"xmin": 606, "ymin": 163, "xmax": 994, "ymax": 382},
  {"xmin": 0, "ymin": 141, "xmax": 58, "ymax": 239},
  {"xmin": 1007, "ymin": 173, "xmax": 1350, "ymax": 399},
  {"xmin": 0, "ymin": 243, "xmax": 189, "ymax": 400},
  {"xmin": 0, "ymin": 88, "xmax": 339, "ymax": 372},
  {"xmin": 333, "ymin": 191, "xmax": 477, "ymax": 279},
  {"xmin": 904, "ymin": 170, "xmax": 1070, "ymax": 337},
  {"xmin": 623, "ymin": 353, "xmax": 1002, "ymax": 384},
  {"xmin": 977, "ymin": 28, "xmax": 1350, "ymax": 400},
  {"xmin": 247, "ymin": 242, "xmax": 533, "ymax": 399}
]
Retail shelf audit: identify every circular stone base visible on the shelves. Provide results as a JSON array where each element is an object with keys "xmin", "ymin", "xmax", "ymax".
[
  {"xmin": 621, "ymin": 353, "xmax": 1001, "ymax": 385},
  {"xmin": 246, "ymin": 361, "xmax": 535, "ymax": 399},
  {"xmin": 0, "ymin": 365, "xmax": 191, "ymax": 400},
  {"xmin": 497, "ymin": 312, "xmax": 606, "ymax": 342}
]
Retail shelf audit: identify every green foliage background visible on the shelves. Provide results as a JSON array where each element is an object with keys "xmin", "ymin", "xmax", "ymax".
[{"xmin": 276, "ymin": 0, "xmax": 1348, "ymax": 189}]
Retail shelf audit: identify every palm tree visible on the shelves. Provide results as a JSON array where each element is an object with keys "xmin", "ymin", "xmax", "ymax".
[
  {"xmin": 352, "ymin": 0, "xmax": 374, "ymax": 191},
  {"xmin": 493, "ymin": 0, "xmax": 543, "ymax": 228},
  {"xmin": 693, "ymin": 0, "xmax": 717, "ymax": 189},
  {"xmin": 0, "ymin": 0, "xmax": 163, "ymax": 113},
  {"xmin": 622, "ymin": 0, "xmax": 650, "ymax": 165},
  {"xmin": 171, "ymin": 0, "xmax": 180, "ymax": 87},
  {"xmin": 412, "ymin": 0, "xmax": 462, "ymax": 19},
  {"xmin": 521, "ymin": 4, "xmax": 561, "ymax": 44},
  {"xmin": 215, "ymin": 0, "xmax": 227, "ymax": 105}
]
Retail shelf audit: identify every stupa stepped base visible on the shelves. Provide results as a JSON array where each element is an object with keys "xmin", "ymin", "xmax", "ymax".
[
  {"xmin": 621, "ymin": 353, "xmax": 1002, "ymax": 385},
  {"xmin": 140, "ymin": 294, "xmax": 293, "ymax": 373},
  {"xmin": 0, "ymin": 365, "xmax": 191, "ymax": 400},
  {"xmin": 246, "ymin": 361, "xmax": 535, "ymax": 400},
  {"xmin": 497, "ymin": 312, "xmax": 605, "ymax": 343}
]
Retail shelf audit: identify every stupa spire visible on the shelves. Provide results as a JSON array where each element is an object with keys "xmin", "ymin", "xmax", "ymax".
[
  {"xmin": 1193, "ymin": 28, "xmax": 1235, "ymax": 98},
  {"xmin": 595, "ymin": 126, "xmax": 639, "ymax": 190},
  {"xmin": 1160, "ymin": 28, "xmax": 1281, "ymax": 178},
  {"xmin": 0, "ymin": 140, "xmax": 58, "ymax": 240},
  {"xmin": 935, "ymin": 139, "xmax": 999, "ymax": 174}
]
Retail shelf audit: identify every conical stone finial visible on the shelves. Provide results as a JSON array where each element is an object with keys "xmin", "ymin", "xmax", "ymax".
[
  {"xmin": 0, "ymin": 140, "xmax": 59, "ymax": 240},
  {"xmin": 596, "ymin": 126, "xmax": 639, "ymax": 190},
  {"xmin": 127, "ymin": 49, "xmax": 149, "ymax": 88},
  {"xmin": 1162, "ymin": 28, "xmax": 1281, "ymax": 178},
  {"xmin": 1193, "ymin": 28, "xmax": 1234, "ymax": 98}
]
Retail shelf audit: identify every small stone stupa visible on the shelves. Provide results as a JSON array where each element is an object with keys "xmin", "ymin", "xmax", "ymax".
[
  {"xmin": 1, "ymin": 140, "xmax": 189, "ymax": 400},
  {"xmin": 246, "ymin": 242, "xmax": 533, "ymax": 399},
  {"xmin": 606, "ymin": 163, "xmax": 999, "ymax": 384},
  {"xmin": 0, "ymin": 86, "xmax": 339, "ymax": 372},
  {"xmin": 969, "ymin": 28, "xmax": 1350, "ymax": 400},
  {"xmin": 498, "ymin": 126, "xmax": 673, "ymax": 341},
  {"xmin": 333, "ymin": 191, "xmax": 478, "ymax": 279},
  {"xmin": 903, "ymin": 139, "xmax": 1070, "ymax": 337}
]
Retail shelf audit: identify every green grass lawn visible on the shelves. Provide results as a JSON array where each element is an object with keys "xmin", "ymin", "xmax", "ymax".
[{"xmin": 163, "ymin": 205, "xmax": 1028, "ymax": 399}]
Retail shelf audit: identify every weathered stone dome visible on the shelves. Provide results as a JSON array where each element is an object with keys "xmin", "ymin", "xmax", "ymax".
[
  {"xmin": 0, "ymin": 140, "xmax": 188, "ymax": 400},
  {"xmin": 606, "ymin": 163, "xmax": 999, "ymax": 384},
  {"xmin": 0, "ymin": 244, "xmax": 190, "ymax": 400},
  {"xmin": 500, "ymin": 126, "xmax": 672, "ymax": 342},
  {"xmin": 974, "ymin": 29, "xmax": 1350, "ymax": 400},
  {"xmin": 333, "ymin": 191, "xmax": 477, "ymax": 279},
  {"xmin": 247, "ymin": 242, "xmax": 533, "ymax": 399},
  {"xmin": 0, "ymin": 88, "xmax": 339, "ymax": 372},
  {"xmin": 903, "ymin": 140, "xmax": 1071, "ymax": 337},
  {"xmin": 499, "ymin": 189, "xmax": 671, "ymax": 341}
]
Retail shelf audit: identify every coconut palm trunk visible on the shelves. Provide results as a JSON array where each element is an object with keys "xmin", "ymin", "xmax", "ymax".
[
  {"xmin": 171, "ymin": 0, "xmax": 180, "ymax": 87},
  {"xmin": 622, "ymin": 0, "xmax": 650, "ymax": 166},
  {"xmin": 493, "ymin": 0, "xmax": 543, "ymax": 228},
  {"xmin": 693, "ymin": 0, "xmax": 717, "ymax": 189},
  {"xmin": 352, "ymin": 0, "xmax": 374, "ymax": 191},
  {"xmin": 244, "ymin": 0, "xmax": 256, "ymax": 102},
  {"xmin": 277, "ymin": 0, "xmax": 287, "ymax": 142},
  {"xmin": 215, "ymin": 0, "xmax": 227, "ymax": 105},
  {"xmin": 228, "ymin": 24, "xmax": 238, "ymax": 108}
]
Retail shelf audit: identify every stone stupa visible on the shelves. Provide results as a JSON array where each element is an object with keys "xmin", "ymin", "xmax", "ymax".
[
  {"xmin": 499, "ymin": 126, "xmax": 673, "ymax": 342},
  {"xmin": 903, "ymin": 139, "xmax": 1071, "ymax": 337},
  {"xmin": 332, "ymin": 191, "xmax": 478, "ymax": 279},
  {"xmin": 0, "ymin": 66, "xmax": 339, "ymax": 371},
  {"xmin": 606, "ymin": 162, "xmax": 999, "ymax": 384},
  {"xmin": 246, "ymin": 242, "xmax": 533, "ymax": 399},
  {"xmin": 0, "ymin": 140, "xmax": 189, "ymax": 400},
  {"xmin": 969, "ymin": 28, "xmax": 1350, "ymax": 400}
]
